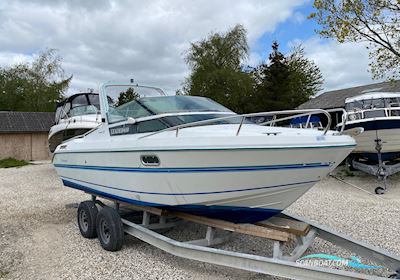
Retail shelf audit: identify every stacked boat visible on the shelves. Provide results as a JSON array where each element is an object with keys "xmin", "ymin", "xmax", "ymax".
[{"xmin": 52, "ymin": 82, "xmax": 356, "ymax": 223}]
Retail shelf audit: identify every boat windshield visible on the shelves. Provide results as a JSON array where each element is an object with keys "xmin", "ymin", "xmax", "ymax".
[
  {"xmin": 346, "ymin": 97, "xmax": 400, "ymax": 111},
  {"xmin": 107, "ymin": 95, "xmax": 233, "ymax": 124}
]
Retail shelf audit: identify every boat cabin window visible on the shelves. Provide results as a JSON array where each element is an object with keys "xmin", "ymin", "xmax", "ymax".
[
  {"xmin": 109, "ymin": 113, "xmax": 251, "ymax": 136},
  {"xmin": 389, "ymin": 108, "xmax": 400, "ymax": 116},
  {"xmin": 364, "ymin": 109, "xmax": 386, "ymax": 118},
  {"xmin": 107, "ymin": 95, "xmax": 233, "ymax": 124},
  {"xmin": 105, "ymin": 93, "xmax": 255, "ymax": 135}
]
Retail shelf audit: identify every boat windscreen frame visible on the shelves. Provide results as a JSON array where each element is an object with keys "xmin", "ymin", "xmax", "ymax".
[{"xmin": 100, "ymin": 82, "xmax": 167, "ymax": 124}]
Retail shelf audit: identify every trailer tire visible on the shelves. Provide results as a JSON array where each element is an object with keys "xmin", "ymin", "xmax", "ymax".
[
  {"xmin": 375, "ymin": 186, "xmax": 385, "ymax": 195},
  {"xmin": 96, "ymin": 206, "xmax": 124, "ymax": 251},
  {"xmin": 346, "ymin": 156, "xmax": 356, "ymax": 171},
  {"xmin": 77, "ymin": 200, "xmax": 98, "ymax": 238}
]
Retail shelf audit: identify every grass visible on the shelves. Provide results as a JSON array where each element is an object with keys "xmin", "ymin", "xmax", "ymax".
[
  {"xmin": 343, "ymin": 169, "xmax": 355, "ymax": 177},
  {"xmin": 0, "ymin": 158, "xmax": 29, "ymax": 168}
]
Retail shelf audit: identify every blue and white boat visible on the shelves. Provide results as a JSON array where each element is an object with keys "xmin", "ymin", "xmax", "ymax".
[
  {"xmin": 52, "ymin": 82, "xmax": 355, "ymax": 223},
  {"xmin": 337, "ymin": 92, "xmax": 400, "ymax": 162}
]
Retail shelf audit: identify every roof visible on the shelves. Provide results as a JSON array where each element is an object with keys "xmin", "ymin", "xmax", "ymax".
[
  {"xmin": 298, "ymin": 80, "xmax": 400, "ymax": 109},
  {"xmin": 0, "ymin": 111, "xmax": 55, "ymax": 133},
  {"xmin": 345, "ymin": 92, "xmax": 400, "ymax": 103}
]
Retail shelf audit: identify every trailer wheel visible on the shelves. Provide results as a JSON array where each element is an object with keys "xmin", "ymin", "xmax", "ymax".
[
  {"xmin": 77, "ymin": 201, "xmax": 98, "ymax": 238},
  {"xmin": 375, "ymin": 187, "xmax": 385, "ymax": 195},
  {"xmin": 346, "ymin": 156, "xmax": 356, "ymax": 171},
  {"xmin": 96, "ymin": 206, "xmax": 124, "ymax": 251}
]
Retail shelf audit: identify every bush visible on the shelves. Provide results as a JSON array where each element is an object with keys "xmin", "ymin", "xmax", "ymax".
[{"xmin": 0, "ymin": 158, "xmax": 29, "ymax": 168}]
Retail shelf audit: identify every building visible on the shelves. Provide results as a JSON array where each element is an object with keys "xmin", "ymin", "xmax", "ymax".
[
  {"xmin": 0, "ymin": 112, "xmax": 54, "ymax": 161},
  {"xmin": 298, "ymin": 80, "xmax": 400, "ymax": 110}
]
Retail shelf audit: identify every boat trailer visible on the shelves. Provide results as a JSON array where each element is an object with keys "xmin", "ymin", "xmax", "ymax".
[
  {"xmin": 76, "ymin": 194, "xmax": 400, "ymax": 280},
  {"xmin": 348, "ymin": 138, "xmax": 400, "ymax": 194}
]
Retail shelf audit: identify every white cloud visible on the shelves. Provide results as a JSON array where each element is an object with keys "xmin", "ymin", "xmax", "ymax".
[
  {"xmin": 296, "ymin": 37, "xmax": 384, "ymax": 93},
  {"xmin": 0, "ymin": 0, "xmax": 305, "ymax": 93}
]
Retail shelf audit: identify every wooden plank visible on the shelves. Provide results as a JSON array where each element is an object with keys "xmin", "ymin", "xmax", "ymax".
[
  {"xmin": 255, "ymin": 216, "xmax": 310, "ymax": 236},
  {"xmin": 120, "ymin": 203, "xmax": 165, "ymax": 216},
  {"xmin": 167, "ymin": 211, "xmax": 289, "ymax": 242},
  {"xmin": 116, "ymin": 203, "xmax": 289, "ymax": 241}
]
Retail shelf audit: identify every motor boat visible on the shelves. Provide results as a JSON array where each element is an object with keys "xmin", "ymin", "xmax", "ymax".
[
  {"xmin": 52, "ymin": 82, "xmax": 356, "ymax": 223},
  {"xmin": 49, "ymin": 93, "xmax": 102, "ymax": 152},
  {"xmin": 337, "ymin": 92, "xmax": 400, "ymax": 162}
]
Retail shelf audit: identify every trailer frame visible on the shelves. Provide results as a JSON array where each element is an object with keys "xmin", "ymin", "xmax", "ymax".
[{"xmin": 77, "ymin": 194, "xmax": 400, "ymax": 280}]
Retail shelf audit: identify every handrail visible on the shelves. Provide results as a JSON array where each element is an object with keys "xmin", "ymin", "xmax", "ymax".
[
  {"xmin": 326, "ymin": 108, "xmax": 347, "ymax": 133},
  {"xmin": 139, "ymin": 109, "xmax": 333, "ymax": 139}
]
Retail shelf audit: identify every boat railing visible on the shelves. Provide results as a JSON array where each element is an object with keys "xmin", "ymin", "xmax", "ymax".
[
  {"xmin": 325, "ymin": 108, "xmax": 347, "ymax": 133},
  {"xmin": 139, "ymin": 108, "xmax": 334, "ymax": 139},
  {"xmin": 388, "ymin": 104, "xmax": 400, "ymax": 116}
]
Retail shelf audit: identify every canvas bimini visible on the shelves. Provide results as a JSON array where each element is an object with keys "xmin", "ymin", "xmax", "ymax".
[
  {"xmin": 52, "ymin": 81, "xmax": 356, "ymax": 223},
  {"xmin": 337, "ymin": 92, "xmax": 400, "ymax": 194}
]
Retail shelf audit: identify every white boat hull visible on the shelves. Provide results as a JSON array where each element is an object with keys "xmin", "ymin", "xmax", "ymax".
[
  {"xmin": 352, "ymin": 128, "xmax": 400, "ymax": 153},
  {"xmin": 53, "ymin": 125, "xmax": 354, "ymax": 223},
  {"xmin": 339, "ymin": 117, "xmax": 400, "ymax": 161}
]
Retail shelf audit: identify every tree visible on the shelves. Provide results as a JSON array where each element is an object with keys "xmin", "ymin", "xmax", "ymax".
[
  {"xmin": 116, "ymin": 87, "xmax": 140, "ymax": 106},
  {"xmin": 286, "ymin": 45, "xmax": 324, "ymax": 102},
  {"xmin": 0, "ymin": 49, "xmax": 71, "ymax": 112},
  {"xmin": 252, "ymin": 42, "xmax": 323, "ymax": 111},
  {"xmin": 184, "ymin": 25, "xmax": 254, "ymax": 113},
  {"xmin": 309, "ymin": 0, "xmax": 400, "ymax": 79}
]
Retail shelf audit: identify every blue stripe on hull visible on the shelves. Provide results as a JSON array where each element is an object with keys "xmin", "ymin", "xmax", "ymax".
[
  {"xmin": 62, "ymin": 179, "xmax": 282, "ymax": 223},
  {"xmin": 54, "ymin": 162, "xmax": 332, "ymax": 173}
]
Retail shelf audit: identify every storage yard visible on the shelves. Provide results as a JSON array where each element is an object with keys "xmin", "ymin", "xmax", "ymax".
[{"xmin": 1, "ymin": 164, "xmax": 399, "ymax": 280}]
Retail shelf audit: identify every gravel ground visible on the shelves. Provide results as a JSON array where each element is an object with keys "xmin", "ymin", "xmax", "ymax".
[{"xmin": 0, "ymin": 164, "xmax": 399, "ymax": 280}]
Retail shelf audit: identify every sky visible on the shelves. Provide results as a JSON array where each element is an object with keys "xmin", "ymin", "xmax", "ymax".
[{"xmin": 0, "ymin": 0, "xmax": 382, "ymax": 95}]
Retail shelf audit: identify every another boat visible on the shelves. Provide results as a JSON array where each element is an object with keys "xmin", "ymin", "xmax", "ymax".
[
  {"xmin": 49, "ymin": 92, "xmax": 102, "ymax": 152},
  {"xmin": 52, "ymin": 82, "xmax": 356, "ymax": 223},
  {"xmin": 337, "ymin": 92, "xmax": 400, "ymax": 162}
]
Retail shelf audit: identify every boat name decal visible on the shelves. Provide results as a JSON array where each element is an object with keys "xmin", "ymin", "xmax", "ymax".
[{"xmin": 110, "ymin": 126, "xmax": 130, "ymax": 135}]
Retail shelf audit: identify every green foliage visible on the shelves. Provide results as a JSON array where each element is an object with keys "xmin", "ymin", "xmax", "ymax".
[
  {"xmin": 184, "ymin": 26, "xmax": 323, "ymax": 113},
  {"xmin": 309, "ymin": 0, "xmax": 400, "ymax": 79},
  {"xmin": 252, "ymin": 42, "xmax": 323, "ymax": 112},
  {"xmin": 0, "ymin": 158, "xmax": 29, "ymax": 168},
  {"xmin": 116, "ymin": 87, "xmax": 140, "ymax": 106},
  {"xmin": 0, "ymin": 49, "xmax": 71, "ymax": 112},
  {"xmin": 184, "ymin": 25, "xmax": 254, "ymax": 113}
]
